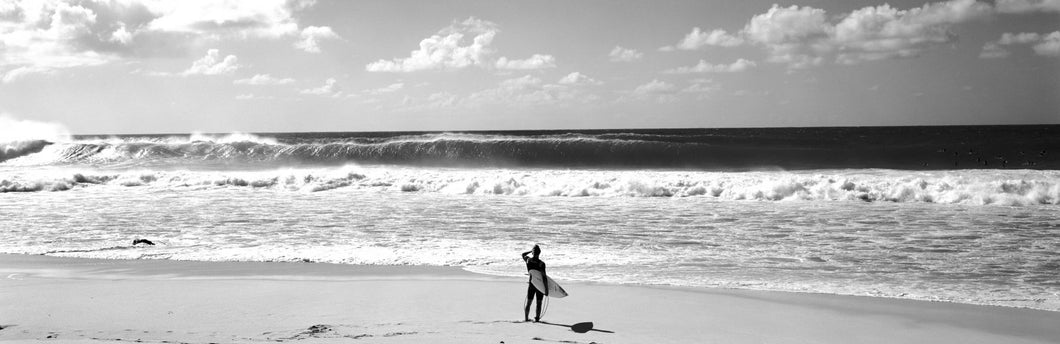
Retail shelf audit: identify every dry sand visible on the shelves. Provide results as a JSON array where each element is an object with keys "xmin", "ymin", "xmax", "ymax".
[{"xmin": 2, "ymin": 254, "xmax": 1059, "ymax": 344}]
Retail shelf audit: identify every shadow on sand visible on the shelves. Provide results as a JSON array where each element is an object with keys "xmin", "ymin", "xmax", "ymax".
[{"xmin": 537, "ymin": 321, "xmax": 614, "ymax": 334}]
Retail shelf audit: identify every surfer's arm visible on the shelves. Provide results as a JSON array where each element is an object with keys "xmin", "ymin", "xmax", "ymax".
[{"xmin": 521, "ymin": 250, "xmax": 532, "ymax": 262}]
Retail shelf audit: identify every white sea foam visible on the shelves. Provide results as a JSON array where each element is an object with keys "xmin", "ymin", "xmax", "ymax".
[
  {"xmin": 186, "ymin": 132, "xmax": 279, "ymax": 145},
  {"xmin": 0, "ymin": 114, "xmax": 72, "ymax": 144},
  {"xmin": 2, "ymin": 166, "xmax": 1059, "ymax": 206},
  {"xmin": 2, "ymin": 185, "xmax": 1056, "ymax": 311}
]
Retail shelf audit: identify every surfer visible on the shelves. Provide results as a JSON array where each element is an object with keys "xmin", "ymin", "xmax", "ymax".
[{"xmin": 522, "ymin": 244, "xmax": 548, "ymax": 322}]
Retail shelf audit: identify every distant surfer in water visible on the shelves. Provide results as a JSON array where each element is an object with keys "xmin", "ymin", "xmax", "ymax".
[{"xmin": 522, "ymin": 244, "xmax": 548, "ymax": 322}]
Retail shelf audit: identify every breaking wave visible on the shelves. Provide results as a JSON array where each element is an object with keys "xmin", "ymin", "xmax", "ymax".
[
  {"xmin": 2, "ymin": 166, "xmax": 1058, "ymax": 206},
  {"xmin": 3, "ymin": 127, "xmax": 1056, "ymax": 170}
]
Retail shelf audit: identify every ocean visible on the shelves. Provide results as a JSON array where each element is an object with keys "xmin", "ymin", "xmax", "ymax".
[{"xmin": 2, "ymin": 126, "xmax": 1059, "ymax": 311}]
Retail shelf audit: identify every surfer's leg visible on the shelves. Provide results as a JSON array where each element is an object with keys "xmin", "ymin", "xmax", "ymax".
[
  {"xmin": 524, "ymin": 284, "xmax": 535, "ymax": 321},
  {"xmin": 534, "ymin": 289, "xmax": 543, "ymax": 322}
]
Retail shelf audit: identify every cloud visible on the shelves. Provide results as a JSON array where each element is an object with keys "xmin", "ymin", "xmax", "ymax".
[
  {"xmin": 234, "ymin": 74, "xmax": 295, "ymax": 85},
  {"xmin": 1034, "ymin": 32, "xmax": 1060, "ymax": 57},
  {"xmin": 401, "ymin": 74, "xmax": 601, "ymax": 111},
  {"xmin": 181, "ymin": 49, "xmax": 240, "ymax": 76},
  {"xmin": 141, "ymin": 0, "xmax": 300, "ymax": 38},
  {"xmin": 366, "ymin": 17, "xmax": 498, "ymax": 72},
  {"xmin": 681, "ymin": 79, "xmax": 721, "ymax": 99},
  {"xmin": 495, "ymin": 54, "xmax": 556, "ymax": 70},
  {"xmin": 632, "ymin": 79, "xmax": 676, "ymax": 95},
  {"xmin": 737, "ymin": 0, "xmax": 994, "ymax": 67},
  {"xmin": 995, "ymin": 0, "xmax": 1060, "ymax": 13},
  {"xmin": 366, "ymin": 17, "xmax": 554, "ymax": 73},
  {"xmin": 0, "ymin": 0, "xmax": 318, "ymax": 82},
  {"xmin": 662, "ymin": 28, "xmax": 744, "ymax": 51},
  {"xmin": 395, "ymin": 92, "xmax": 463, "ymax": 112},
  {"xmin": 400, "ymin": 92, "xmax": 461, "ymax": 111},
  {"xmin": 744, "ymin": 5, "xmax": 831, "ymax": 46},
  {"xmin": 831, "ymin": 0, "xmax": 993, "ymax": 64},
  {"xmin": 1000, "ymin": 32, "xmax": 1044, "ymax": 44},
  {"xmin": 295, "ymin": 26, "xmax": 340, "ymax": 53},
  {"xmin": 465, "ymin": 74, "xmax": 598, "ymax": 107},
  {"xmin": 978, "ymin": 42, "xmax": 1011, "ymax": 59},
  {"xmin": 110, "ymin": 24, "xmax": 134, "ymax": 45},
  {"xmin": 235, "ymin": 93, "xmax": 275, "ymax": 101},
  {"xmin": 467, "ymin": 75, "xmax": 548, "ymax": 105},
  {"xmin": 742, "ymin": 4, "xmax": 832, "ymax": 67},
  {"xmin": 300, "ymin": 78, "xmax": 340, "ymax": 96},
  {"xmin": 608, "ymin": 46, "xmax": 643, "ymax": 62},
  {"xmin": 983, "ymin": 31, "xmax": 1060, "ymax": 57},
  {"xmin": 627, "ymin": 79, "xmax": 679, "ymax": 103},
  {"xmin": 557, "ymin": 72, "xmax": 602, "ymax": 86},
  {"xmin": 365, "ymin": 83, "xmax": 405, "ymax": 95},
  {"xmin": 664, "ymin": 58, "xmax": 757, "ymax": 74},
  {"xmin": 0, "ymin": 1, "xmax": 116, "ymax": 82}
]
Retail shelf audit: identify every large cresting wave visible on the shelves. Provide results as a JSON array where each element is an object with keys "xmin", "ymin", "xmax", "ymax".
[{"xmin": 2, "ymin": 126, "xmax": 1058, "ymax": 170}]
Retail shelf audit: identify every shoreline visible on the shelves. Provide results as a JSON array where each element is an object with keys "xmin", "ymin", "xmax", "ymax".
[{"xmin": 3, "ymin": 254, "xmax": 1060, "ymax": 343}]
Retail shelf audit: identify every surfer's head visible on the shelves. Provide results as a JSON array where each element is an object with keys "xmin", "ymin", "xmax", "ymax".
[{"xmin": 532, "ymin": 244, "xmax": 541, "ymax": 257}]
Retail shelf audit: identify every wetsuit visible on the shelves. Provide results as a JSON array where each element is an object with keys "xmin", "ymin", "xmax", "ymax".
[{"xmin": 523, "ymin": 254, "xmax": 548, "ymax": 321}]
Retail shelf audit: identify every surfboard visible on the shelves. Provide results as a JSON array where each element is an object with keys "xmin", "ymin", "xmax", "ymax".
[{"xmin": 529, "ymin": 270, "xmax": 568, "ymax": 298}]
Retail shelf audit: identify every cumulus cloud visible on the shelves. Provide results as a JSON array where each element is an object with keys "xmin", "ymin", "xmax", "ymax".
[
  {"xmin": 741, "ymin": 4, "xmax": 832, "ymax": 67},
  {"xmin": 831, "ymin": 0, "xmax": 993, "ymax": 64},
  {"xmin": 995, "ymin": 0, "xmax": 1060, "ymax": 13},
  {"xmin": 557, "ymin": 72, "xmax": 602, "ymax": 86},
  {"xmin": 662, "ymin": 28, "xmax": 744, "ymax": 51},
  {"xmin": 300, "ymin": 78, "xmax": 340, "ymax": 96},
  {"xmin": 737, "ymin": 0, "xmax": 994, "ymax": 67},
  {"xmin": 365, "ymin": 17, "xmax": 499, "ymax": 72},
  {"xmin": 295, "ymin": 26, "xmax": 340, "ymax": 53},
  {"xmin": 1000, "ymin": 32, "xmax": 1042, "ymax": 45},
  {"xmin": 0, "ymin": 1, "xmax": 116, "ymax": 82},
  {"xmin": 110, "ymin": 24, "xmax": 134, "ymax": 45},
  {"xmin": 141, "ymin": 0, "xmax": 300, "ymax": 38},
  {"xmin": 234, "ymin": 74, "xmax": 295, "ymax": 85},
  {"xmin": 0, "ymin": 0, "xmax": 320, "ymax": 82},
  {"xmin": 1034, "ymin": 32, "xmax": 1060, "ymax": 57},
  {"xmin": 608, "ymin": 46, "xmax": 643, "ymax": 62},
  {"xmin": 983, "ymin": 31, "xmax": 1060, "ymax": 58},
  {"xmin": 181, "ymin": 49, "xmax": 240, "ymax": 76},
  {"xmin": 366, "ymin": 17, "xmax": 554, "ymax": 73},
  {"xmin": 664, "ymin": 59, "xmax": 757, "ymax": 74},
  {"xmin": 495, "ymin": 54, "xmax": 557, "ymax": 70},
  {"xmin": 632, "ymin": 79, "xmax": 676, "ymax": 95}
]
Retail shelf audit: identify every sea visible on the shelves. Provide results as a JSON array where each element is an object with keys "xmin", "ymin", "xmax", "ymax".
[{"xmin": 2, "ymin": 126, "xmax": 1059, "ymax": 311}]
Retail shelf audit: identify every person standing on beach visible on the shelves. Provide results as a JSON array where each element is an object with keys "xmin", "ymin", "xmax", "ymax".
[{"xmin": 522, "ymin": 244, "xmax": 549, "ymax": 322}]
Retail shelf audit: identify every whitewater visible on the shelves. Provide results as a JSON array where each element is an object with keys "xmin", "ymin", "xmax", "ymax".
[{"xmin": 2, "ymin": 130, "xmax": 1059, "ymax": 312}]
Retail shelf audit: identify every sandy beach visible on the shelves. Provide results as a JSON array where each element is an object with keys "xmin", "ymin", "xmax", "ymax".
[{"xmin": 1, "ymin": 254, "xmax": 1058, "ymax": 344}]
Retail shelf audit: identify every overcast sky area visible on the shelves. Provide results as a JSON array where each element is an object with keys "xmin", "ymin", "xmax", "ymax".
[{"xmin": 0, "ymin": 0, "xmax": 1058, "ymax": 134}]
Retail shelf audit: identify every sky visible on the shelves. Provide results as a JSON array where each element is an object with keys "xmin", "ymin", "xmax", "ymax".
[{"xmin": 0, "ymin": 0, "xmax": 1058, "ymax": 135}]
